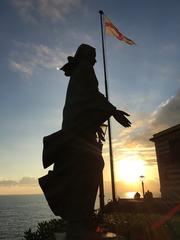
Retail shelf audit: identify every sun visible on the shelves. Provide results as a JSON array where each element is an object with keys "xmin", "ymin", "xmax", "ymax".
[{"xmin": 115, "ymin": 157, "xmax": 145, "ymax": 183}]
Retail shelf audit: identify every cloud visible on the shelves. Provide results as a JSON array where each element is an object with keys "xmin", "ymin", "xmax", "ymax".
[
  {"xmin": 151, "ymin": 89, "xmax": 180, "ymax": 129},
  {"xmin": 10, "ymin": 0, "xmax": 36, "ymax": 23},
  {"xmin": 10, "ymin": 0, "xmax": 81, "ymax": 23},
  {"xmin": 38, "ymin": 0, "xmax": 81, "ymax": 22},
  {"xmin": 0, "ymin": 177, "xmax": 37, "ymax": 187},
  {"xmin": 0, "ymin": 180, "xmax": 17, "ymax": 187},
  {"xmin": 10, "ymin": 60, "xmax": 33, "ymax": 76},
  {"xmin": 104, "ymin": 90, "xmax": 180, "ymax": 167},
  {"xmin": 18, "ymin": 177, "xmax": 37, "ymax": 185},
  {"xmin": 122, "ymin": 89, "xmax": 180, "ymax": 146},
  {"xmin": 9, "ymin": 42, "xmax": 68, "ymax": 77},
  {"xmin": 67, "ymin": 32, "xmax": 94, "ymax": 45}
]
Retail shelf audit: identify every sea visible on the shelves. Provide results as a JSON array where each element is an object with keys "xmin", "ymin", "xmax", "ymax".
[
  {"xmin": 0, "ymin": 195, "xmax": 58, "ymax": 240},
  {"xmin": 0, "ymin": 192, "xmax": 138, "ymax": 240}
]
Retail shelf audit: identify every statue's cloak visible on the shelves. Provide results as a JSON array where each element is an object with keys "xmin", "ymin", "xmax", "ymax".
[
  {"xmin": 39, "ymin": 44, "xmax": 116, "ymax": 219},
  {"xmin": 62, "ymin": 60, "xmax": 116, "ymax": 131}
]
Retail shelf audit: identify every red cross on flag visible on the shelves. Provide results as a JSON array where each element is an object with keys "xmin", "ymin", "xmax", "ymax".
[{"xmin": 104, "ymin": 16, "xmax": 135, "ymax": 45}]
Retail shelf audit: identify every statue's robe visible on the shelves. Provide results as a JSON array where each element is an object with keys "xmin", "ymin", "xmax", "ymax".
[
  {"xmin": 62, "ymin": 60, "xmax": 116, "ymax": 131},
  {"xmin": 39, "ymin": 60, "xmax": 116, "ymax": 221}
]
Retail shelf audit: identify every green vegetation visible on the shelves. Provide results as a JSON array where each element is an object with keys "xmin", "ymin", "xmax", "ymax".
[
  {"xmin": 23, "ymin": 213, "xmax": 180, "ymax": 240},
  {"xmin": 23, "ymin": 219, "xmax": 66, "ymax": 240},
  {"xmin": 101, "ymin": 213, "xmax": 180, "ymax": 240}
]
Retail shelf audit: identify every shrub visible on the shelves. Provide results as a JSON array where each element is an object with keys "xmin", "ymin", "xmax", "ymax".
[{"xmin": 22, "ymin": 219, "xmax": 66, "ymax": 240}]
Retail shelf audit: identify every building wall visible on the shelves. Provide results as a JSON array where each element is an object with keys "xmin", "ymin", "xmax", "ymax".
[{"xmin": 151, "ymin": 124, "xmax": 180, "ymax": 200}]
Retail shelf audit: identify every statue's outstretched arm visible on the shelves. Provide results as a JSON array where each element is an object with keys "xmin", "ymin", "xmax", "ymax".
[{"xmin": 113, "ymin": 110, "xmax": 131, "ymax": 127}]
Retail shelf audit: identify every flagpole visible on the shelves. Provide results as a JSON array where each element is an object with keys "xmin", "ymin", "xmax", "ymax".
[{"xmin": 99, "ymin": 10, "xmax": 116, "ymax": 202}]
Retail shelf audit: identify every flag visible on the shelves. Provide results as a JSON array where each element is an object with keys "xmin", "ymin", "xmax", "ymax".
[{"xmin": 104, "ymin": 16, "xmax": 135, "ymax": 45}]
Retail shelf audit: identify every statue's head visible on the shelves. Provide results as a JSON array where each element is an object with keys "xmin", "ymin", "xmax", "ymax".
[
  {"xmin": 60, "ymin": 44, "xmax": 96, "ymax": 76},
  {"xmin": 74, "ymin": 44, "xmax": 96, "ymax": 65}
]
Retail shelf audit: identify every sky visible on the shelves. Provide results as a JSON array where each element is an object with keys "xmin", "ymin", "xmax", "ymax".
[{"xmin": 0, "ymin": 0, "xmax": 180, "ymax": 199}]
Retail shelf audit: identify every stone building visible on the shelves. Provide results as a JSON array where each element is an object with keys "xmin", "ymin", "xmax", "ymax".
[{"xmin": 150, "ymin": 124, "xmax": 180, "ymax": 200}]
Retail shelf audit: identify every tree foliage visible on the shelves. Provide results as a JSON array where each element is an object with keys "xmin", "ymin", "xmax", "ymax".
[{"xmin": 23, "ymin": 219, "xmax": 66, "ymax": 240}]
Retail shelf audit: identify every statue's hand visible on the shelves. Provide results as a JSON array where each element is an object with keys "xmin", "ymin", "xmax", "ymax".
[{"xmin": 113, "ymin": 110, "xmax": 131, "ymax": 127}]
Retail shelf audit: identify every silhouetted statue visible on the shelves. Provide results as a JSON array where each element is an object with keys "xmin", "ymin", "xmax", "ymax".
[
  {"xmin": 134, "ymin": 192, "xmax": 141, "ymax": 200},
  {"xmin": 39, "ymin": 44, "xmax": 131, "ymax": 240},
  {"xmin": 144, "ymin": 190, "xmax": 153, "ymax": 201}
]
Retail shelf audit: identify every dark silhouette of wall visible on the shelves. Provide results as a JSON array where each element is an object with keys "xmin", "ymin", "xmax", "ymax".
[{"xmin": 150, "ymin": 124, "xmax": 180, "ymax": 200}]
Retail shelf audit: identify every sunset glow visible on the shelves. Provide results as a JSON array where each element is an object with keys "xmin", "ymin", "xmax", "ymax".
[
  {"xmin": 1, "ymin": 1, "xmax": 179, "ymax": 198},
  {"xmin": 116, "ymin": 157, "xmax": 145, "ymax": 183}
]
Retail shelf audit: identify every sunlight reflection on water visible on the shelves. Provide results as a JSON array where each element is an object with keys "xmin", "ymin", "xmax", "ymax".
[{"xmin": 124, "ymin": 191, "xmax": 136, "ymax": 199}]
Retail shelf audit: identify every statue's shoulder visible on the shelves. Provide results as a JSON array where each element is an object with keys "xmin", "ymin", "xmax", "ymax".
[
  {"xmin": 72, "ymin": 61, "xmax": 93, "ymax": 79},
  {"xmin": 77, "ymin": 61, "xmax": 92, "ymax": 71}
]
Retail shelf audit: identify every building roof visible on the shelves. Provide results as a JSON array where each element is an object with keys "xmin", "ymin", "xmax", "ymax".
[{"xmin": 150, "ymin": 124, "xmax": 180, "ymax": 142}]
